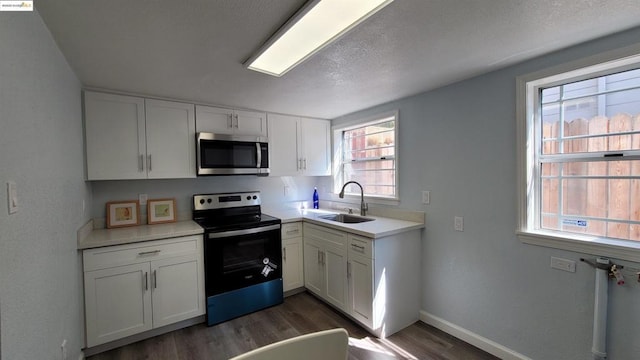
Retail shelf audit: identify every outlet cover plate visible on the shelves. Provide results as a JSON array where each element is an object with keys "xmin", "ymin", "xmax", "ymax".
[
  {"xmin": 422, "ymin": 191, "xmax": 430, "ymax": 204},
  {"xmin": 551, "ymin": 257, "xmax": 576, "ymax": 272},
  {"xmin": 454, "ymin": 216, "xmax": 463, "ymax": 231}
]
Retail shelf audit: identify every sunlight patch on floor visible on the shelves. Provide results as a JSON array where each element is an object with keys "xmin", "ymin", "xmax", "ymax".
[{"xmin": 348, "ymin": 336, "xmax": 418, "ymax": 359}]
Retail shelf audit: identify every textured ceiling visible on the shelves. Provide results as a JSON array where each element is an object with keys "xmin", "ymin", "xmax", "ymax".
[{"xmin": 36, "ymin": 0, "xmax": 640, "ymax": 119}]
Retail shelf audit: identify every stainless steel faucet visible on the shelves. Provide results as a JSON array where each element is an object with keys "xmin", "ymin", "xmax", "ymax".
[{"xmin": 338, "ymin": 181, "xmax": 368, "ymax": 216}]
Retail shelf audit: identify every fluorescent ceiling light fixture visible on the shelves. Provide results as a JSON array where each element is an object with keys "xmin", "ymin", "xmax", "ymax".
[{"xmin": 245, "ymin": 0, "xmax": 394, "ymax": 77}]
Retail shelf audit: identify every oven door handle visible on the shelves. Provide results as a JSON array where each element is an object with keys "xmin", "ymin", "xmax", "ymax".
[{"xmin": 207, "ymin": 224, "xmax": 280, "ymax": 239}]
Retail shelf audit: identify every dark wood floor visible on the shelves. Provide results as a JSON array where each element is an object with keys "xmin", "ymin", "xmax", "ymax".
[{"xmin": 88, "ymin": 292, "xmax": 498, "ymax": 360}]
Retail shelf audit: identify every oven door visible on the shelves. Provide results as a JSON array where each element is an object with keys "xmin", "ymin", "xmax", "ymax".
[
  {"xmin": 205, "ymin": 224, "xmax": 281, "ymax": 296},
  {"xmin": 197, "ymin": 132, "xmax": 269, "ymax": 175}
]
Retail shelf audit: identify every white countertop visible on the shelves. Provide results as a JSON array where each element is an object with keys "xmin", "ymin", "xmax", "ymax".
[
  {"xmin": 78, "ymin": 207, "xmax": 424, "ymax": 250},
  {"xmin": 78, "ymin": 220, "xmax": 204, "ymax": 250},
  {"xmin": 262, "ymin": 207, "xmax": 424, "ymax": 239}
]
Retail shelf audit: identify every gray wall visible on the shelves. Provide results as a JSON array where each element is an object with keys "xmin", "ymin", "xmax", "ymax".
[
  {"xmin": 0, "ymin": 10, "xmax": 92, "ymax": 360},
  {"xmin": 332, "ymin": 28, "xmax": 640, "ymax": 360}
]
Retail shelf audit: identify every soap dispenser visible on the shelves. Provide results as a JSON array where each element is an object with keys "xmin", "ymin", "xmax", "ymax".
[{"xmin": 313, "ymin": 187, "xmax": 319, "ymax": 209}]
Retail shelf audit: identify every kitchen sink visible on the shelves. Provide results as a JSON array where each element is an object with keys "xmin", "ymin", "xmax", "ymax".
[{"xmin": 318, "ymin": 214, "xmax": 375, "ymax": 224}]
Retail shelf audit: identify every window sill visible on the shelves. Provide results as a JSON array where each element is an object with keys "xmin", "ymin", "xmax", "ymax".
[
  {"xmin": 325, "ymin": 193, "xmax": 400, "ymax": 207},
  {"xmin": 517, "ymin": 230, "xmax": 640, "ymax": 263}
]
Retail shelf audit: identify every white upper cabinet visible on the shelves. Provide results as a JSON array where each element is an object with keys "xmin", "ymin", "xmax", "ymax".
[
  {"xmin": 84, "ymin": 92, "xmax": 146, "ymax": 180},
  {"xmin": 195, "ymin": 105, "xmax": 267, "ymax": 137},
  {"xmin": 268, "ymin": 114, "xmax": 331, "ymax": 177},
  {"xmin": 301, "ymin": 118, "xmax": 331, "ymax": 176},
  {"xmin": 84, "ymin": 91, "xmax": 195, "ymax": 180},
  {"xmin": 145, "ymin": 99, "xmax": 196, "ymax": 179}
]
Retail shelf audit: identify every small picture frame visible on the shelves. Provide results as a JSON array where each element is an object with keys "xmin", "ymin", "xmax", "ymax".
[
  {"xmin": 106, "ymin": 200, "xmax": 140, "ymax": 228},
  {"xmin": 147, "ymin": 198, "xmax": 177, "ymax": 225}
]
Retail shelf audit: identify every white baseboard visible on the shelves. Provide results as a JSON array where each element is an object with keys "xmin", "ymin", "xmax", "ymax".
[{"xmin": 419, "ymin": 310, "xmax": 531, "ymax": 360}]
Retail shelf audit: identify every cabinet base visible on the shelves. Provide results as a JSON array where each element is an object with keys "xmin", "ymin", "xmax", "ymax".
[
  {"xmin": 207, "ymin": 279, "xmax": 283, "ymax": 326},
  {"xmin": 83, "ymin": 315, "xmax": 204, "ymax": 357}
]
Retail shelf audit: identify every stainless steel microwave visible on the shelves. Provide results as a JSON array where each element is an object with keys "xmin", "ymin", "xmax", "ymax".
[{"xmin": 196, "ymin": 132, "xmax": 269, "ymax": 176}]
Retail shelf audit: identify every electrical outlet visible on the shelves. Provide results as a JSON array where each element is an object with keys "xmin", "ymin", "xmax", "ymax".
[
  {"xmin": 454, "ymin": 216, "xmax": 464, "ymax": 231},
  {"xmin": 551, "ymin": 257, "xmax": 576, "ymax": 272},
  {"xmin": 422, "ymin": 191, "xmax": 430, "ymax": 204},
  {"xmin": 139, "ymin": 193, "xmax": 148, "ymax": 206}
]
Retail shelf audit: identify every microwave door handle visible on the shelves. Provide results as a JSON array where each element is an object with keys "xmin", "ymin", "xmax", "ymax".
[{"xmin": 256, "ymin": 143, "xmax": 261, "ymax": 168}]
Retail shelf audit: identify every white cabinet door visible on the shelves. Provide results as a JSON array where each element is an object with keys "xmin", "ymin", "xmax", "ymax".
[
  {"xmin": 196, "ymin": 105, "xmax": 267, "ymax": 136},
  {"xmin": 268, "ymin": 113, "xmax": 300, "ymax": 176},
  {"xmin": 348, "ymin": 254, "xmax": 373, "ymax": 328},
  {"xmin": 235, "ymin": 109, "xmax": 267, "ymax": 136},
  {"xmin": 301, "ymin": 118, "xmax": 331, "ymax": 176},
  {"xmin": 151, "ymin": 254, "xmax": 205, "ymax": 328},
  {"xmin": 84, "ymin": 262, "xmax": 152, "ymax": 347},
  {"xmin": 145, "ymin": 99, "xmax": 196, "ymax": 179},
  {"xmin": 282, "ymin": 237, "xmax": 304, "ymax": 292},
  {"xmin": 303, "ymin": 239, "xmax": 323, "ymax": 296},
  {"xmin": 195, "ymin": 105, "xmax": 234, "ymax": 134},
  {"xmin": 324, "ymin": 245, "xmax": 348, "ymax": 311},
  {"xmin": 84, "ymin": 91, "xmax": 146, "ymax": 180}
]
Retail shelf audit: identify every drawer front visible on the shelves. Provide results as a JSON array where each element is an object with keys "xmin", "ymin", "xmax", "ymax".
[
  {"xmin": 348, "ymin": 234, "xmax": 373, "ymax": 259},
  {"xmin": 281, "ymin": 222, "xmax": 302, "ymax": 239},
  {"xmin": 303, "ymin": 223, "xmax": 346, "ymax": 249},
  {"xmin": 83, "ymin": 235, "xmax": 201, "ymax": 272}
]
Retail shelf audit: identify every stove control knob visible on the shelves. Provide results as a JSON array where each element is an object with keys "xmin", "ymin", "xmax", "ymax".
[
  {"xmin": 207, "ymin": 198, "xmax": 212, "ymax": 203},
  {"xmin": 247, "ymin": 196, "xmax": 251, "ymax": 200},
  {"xmin": 253, "ymin": 196, "xmax": 257, "ymax": 200},
  {"xmin": 199, "ymin": 199, "xmax": 205, "ymax": 205}
]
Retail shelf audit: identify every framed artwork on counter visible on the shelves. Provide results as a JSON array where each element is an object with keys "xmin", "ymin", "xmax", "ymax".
[
  {"xmin": 147, "ymin": 198, "xmax": 176, "ymax": 225},
  {"xmin": 106, "ymin": 200, "xmax": 140, "ymax": 228}
]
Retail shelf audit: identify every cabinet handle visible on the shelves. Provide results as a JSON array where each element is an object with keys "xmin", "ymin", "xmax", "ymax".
[
  {"xmin": 153, "ymin": 270, "xmax": 157, "ymax": 289},
  {"xmin": 320, "ymin": 251, "xmax": 325, "ymax": 265},
  {"xmin": 234, "ymin": 114, "xmax": 239, "ymax": 128},
  {"xmin": 351, "ymin": 244, "xmax": 365, "ymax": 253},
  {"xmin": 139, "ymin": 154, "xmax": 144, "ymax": 171},
  {"xmin": 298, "ymin": 158, "xmax": 302, "ymax": 170},
  {"xmin": 227, "ymin": 114, "xmax": 232, "ymax": 128},
  {"xmin": 283, "ymin": 247, "xmax": 287, "ymax": 261},
  {"xmin": 147, "ymin": 154, "xmax": 152, "ymax": 171},
  {"xmin": 144, "ymin": 271, "xmax": 148, "ymax": 291},
  {"xmin": 138, "ymin": 250, "xmax": 161, "ymax": 256},
  {"xmin": 303, "ymin": 158, "xmax": 307, "ymax": 170}
]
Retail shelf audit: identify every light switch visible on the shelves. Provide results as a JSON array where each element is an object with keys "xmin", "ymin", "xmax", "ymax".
[
  {"xmin": 7, "ymin": 181, "xmax": 18, "ymax": 214},
  {"xmin": 454, "ymin": 216, "xmax": 463, "ymax": 231}
]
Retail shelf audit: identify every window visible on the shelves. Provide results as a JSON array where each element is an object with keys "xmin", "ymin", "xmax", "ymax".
[
  {"xmin": 517, "ymin": 49, "xmax": 640, "ymax": 262},
  {"xmin": 334, "ymin": 111, "xmax": 398, "ymax": 201}
]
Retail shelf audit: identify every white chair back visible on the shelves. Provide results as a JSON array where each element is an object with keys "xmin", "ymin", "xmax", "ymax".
[{"xmin": 229, "ymin": 328, "xmax": 349, "ymax": 360}]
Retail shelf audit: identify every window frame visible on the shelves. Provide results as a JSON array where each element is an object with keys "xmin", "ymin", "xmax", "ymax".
[
  {"xmin": 516, "ymin": 44, "xmax": 640, "ymax": 263},
  {"xmin": 332, "ymin": 110, "xmax": 400, "ymax": 205}
]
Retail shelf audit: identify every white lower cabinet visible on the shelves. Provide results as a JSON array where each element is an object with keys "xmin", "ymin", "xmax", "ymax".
[
  {"xmin": 281, "ymin": 222, "xmax": 304, "ymax": 292},
  {"xmin": 348, "ymin": 238, "xmax": 374, "ymax": 328},
  {"xmin": 83, "ymin": 235, "xmax": 205, "ymax": 347},
  {"xmin": 303, "ymin": 223, "xmax": 421, "ymax": 338},
  {"xmin": 303, "ymin": 223, "xmax": 348, "ymax": 311}
]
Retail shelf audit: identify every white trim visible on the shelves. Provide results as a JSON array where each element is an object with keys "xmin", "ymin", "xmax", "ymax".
[
  {"xmin": 517, "ymin": 231, "xmax": 640, "ymax": 263},
  {"xmin": 419, "ymin": 311, "xmax": 532, "ymax": 360},
  {"xmin": 516, "ymin": 43, "xmax": 640, "ymax": 260},
  {"xmin": 332, "ymin": 110, "xmax": 400, "ymax": 203}
]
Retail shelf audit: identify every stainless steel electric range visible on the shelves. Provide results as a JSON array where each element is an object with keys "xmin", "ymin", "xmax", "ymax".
[{"xmin": 192, "ymin": 191, "xmax": 282, "ymax": 326}]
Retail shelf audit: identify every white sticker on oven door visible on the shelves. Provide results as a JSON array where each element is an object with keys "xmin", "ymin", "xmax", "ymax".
[
  {"xmin": 262, "ymin": 265, "xmax": 273, "ymax": 277},
  {"xmin": 263, "ymin": 257, "xmax": 270, "ymax": 265}
]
